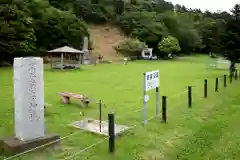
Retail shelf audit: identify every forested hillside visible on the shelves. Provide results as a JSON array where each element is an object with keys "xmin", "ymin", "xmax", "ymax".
[{"xmin": 1, "ymin": 0, "xmax": 240, "ymax": 64}]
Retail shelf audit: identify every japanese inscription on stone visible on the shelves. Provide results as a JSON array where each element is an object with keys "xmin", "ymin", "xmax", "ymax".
[{"xmin": 13, "ymin": 57, "xmax": 45, "ymax": 141}]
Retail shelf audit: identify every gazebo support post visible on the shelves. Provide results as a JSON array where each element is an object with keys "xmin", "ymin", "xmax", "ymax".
[
  {"xmin": 78, "ymin": 54, "xmax": 81, "ymax": 65},
  {"xmin": 50, "ymin": 53, "xmax": 53, "ymax": 70},
  {"xmin": 61, "ymin": 53, "xmax": 64, "ymax": 70}
]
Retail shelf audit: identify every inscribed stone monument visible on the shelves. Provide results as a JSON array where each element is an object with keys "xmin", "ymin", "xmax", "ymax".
[
  {"xmin": 82, "ymin": 36, "xmax": 90, "ymax": 64},
  {"xmin": 13, "ymin": 57, "xmax": 45, "ymax": 141},
  {"xmin": 83, "ymin": 36, "xmax": 88, "ymax": 51}
]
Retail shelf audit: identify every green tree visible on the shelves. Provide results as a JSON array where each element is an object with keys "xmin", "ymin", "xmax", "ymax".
[
  {"xmin": 155, "ymin": 0, "xmax": 174, "ymax": 13},
  {"xmin": 0, "ymin": 0, "xmax": 36, "ymax": 63},
  {"xmin": 33, "ymin": 6, "xmax": 89, "ymax": 50},
  {"xmin": 220, "ymin": 4, "xmax": 240, "ymax": 60},
  {"xmin": 118, "ymin": 11, "xmax": 168, "ymax": 42},
  {"xmin": 130, "ymin": 0, "xmax": 137, "ymax": 5},
  {"xmin": 48, "ymin": 0, "xmax": 75, "ymax": 10},
  {"xmin": 176, "ymin": 13, "xmax": 202, "ymax": 52},
  {"xmin": 158, "ymin": 36, "xmax": 181, "ymax": 54},
  {"xmin": 220, "ymin": 4, "xmax": 240, "ymax": 67},
  {"xmin": 114, "ymin": 0, "xmax": 125, "ymax": 15},
  {"xmin": 73, "ymin": 0, "xmax": 114, "ymax": 23},
  {"xmin": 159, "ymin": 12, "xmax": 202, "ymax": 53},
  {"xmin": 196, "ymin": 17, "xmax": 225, "ymax": 53},
  {"xmin": 138, "ymin": 0, "xmax": 173, "ymax": 13},
  {"xmin": 114, "ymin": 38, "xmax": 146, "ymax": 56},
  {"xmin": 26, "ymin": 0, "xmax": 50, "ymax": 19}
]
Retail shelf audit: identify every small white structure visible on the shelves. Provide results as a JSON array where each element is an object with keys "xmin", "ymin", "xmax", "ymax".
[
  {"xmin": 141, "ymin": 48, "xmax": 153, "ymax": 59},
  {"xmin": 13, "ymin": 57, "xmax": 45, "ymax": 141},
  {"xmin": 141, "ymin": 48, "xmax": 158, "ymax": 60}
]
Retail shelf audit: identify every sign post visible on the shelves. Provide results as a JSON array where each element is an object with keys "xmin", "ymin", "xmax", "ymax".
[{"xmin": 143, "ymin": 70, "xmax": 160, "ymax": 125}]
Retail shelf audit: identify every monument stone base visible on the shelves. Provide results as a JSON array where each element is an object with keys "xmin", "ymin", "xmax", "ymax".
[
  {"xmin": 71, "ymin": 118, "xmax": 129, "ymax": 137},
  {"xmin": 0, "ymin": 134, "xmax": 60, "ymax": 156}
]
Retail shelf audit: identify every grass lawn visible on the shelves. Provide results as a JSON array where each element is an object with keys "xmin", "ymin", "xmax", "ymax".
[{"xmin": 1, "ymin": 55, "xmax": 240, "ymax": 160}]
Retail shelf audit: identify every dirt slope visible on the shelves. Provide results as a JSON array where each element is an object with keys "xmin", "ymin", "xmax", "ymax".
[{"xmin": 88, "ymin": 24, "xmax": 126, "ymax": 60}]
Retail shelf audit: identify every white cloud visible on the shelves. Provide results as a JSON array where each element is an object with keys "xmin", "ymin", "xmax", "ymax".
[{"xmin": 168, "ymin": 0, "xmax": 240, "ymax": 12}]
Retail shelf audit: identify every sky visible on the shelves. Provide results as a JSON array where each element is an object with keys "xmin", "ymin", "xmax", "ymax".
[{"xmin": 168, "ymin": 0, "xmax": 240, "ymax": 12}]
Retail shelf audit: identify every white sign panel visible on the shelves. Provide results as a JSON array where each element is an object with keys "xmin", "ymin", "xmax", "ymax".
[{"xmin": 144, "ymin": 70, "xmax": 159, "ymax": 91}]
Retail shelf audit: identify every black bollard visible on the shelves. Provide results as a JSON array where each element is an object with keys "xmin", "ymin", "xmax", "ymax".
[
  {"xmin": 108, "ymin": 113, "xmax": 115, "ymax": 153},
  {"xmin": 204, "ymin": 79, "xmax": 208, "ymax": 98},
  {"xmin": 230, "ymin": 73, "xmax": 233, "ymax": 84},
  {"xmin": 162, "ymin": 96, "xmax": 167, "ymax": 123},
  {"xmin": 188, "ymin": 86, "xmax": 192, "ymax": 108},
  {"xmin": 235, "ymin": 70, "xmax": 238, "ymax": 80},
  {"xmin": 224, "ymin": 75, "xmax": 227, "ymax": 88},
  {"xmin": 215, "ymin": 78, "xmax": 219, "ymax": 92}
]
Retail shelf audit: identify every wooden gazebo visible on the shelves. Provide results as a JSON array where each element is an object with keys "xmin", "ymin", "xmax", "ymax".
[{"xmin": 47, "ymin": 46, "xmax": 85, "ymax": 70}]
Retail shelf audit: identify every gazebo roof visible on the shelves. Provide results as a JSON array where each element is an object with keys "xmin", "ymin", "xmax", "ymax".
[{"xmin": 48, "ymin": 46, "xmax": 84, "ymax": 54}]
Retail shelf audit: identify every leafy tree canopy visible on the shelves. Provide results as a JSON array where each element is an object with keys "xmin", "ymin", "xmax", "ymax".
[{"xmin": 158, "ymin": 36, "xmax": 181, "ymax": 54}]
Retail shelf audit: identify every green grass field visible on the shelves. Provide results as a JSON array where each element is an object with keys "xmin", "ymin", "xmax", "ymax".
[{"xmin": 1, "ymin": 55, "xmax": 240, "ymax": 160}]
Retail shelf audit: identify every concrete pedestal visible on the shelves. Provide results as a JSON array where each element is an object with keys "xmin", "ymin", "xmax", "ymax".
[{"xmin": 0, "ymin": 134, "xmax": 60, "ymax": 156}]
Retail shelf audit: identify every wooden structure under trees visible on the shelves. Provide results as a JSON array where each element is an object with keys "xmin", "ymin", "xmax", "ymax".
[{"xmin": 47, "ymin": 46, "xmax": 85, "ymax": 70}]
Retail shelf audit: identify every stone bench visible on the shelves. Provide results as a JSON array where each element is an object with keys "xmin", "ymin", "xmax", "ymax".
[{"xmin": 59, "ymin": 92, "xmax": 91, "ymax": 107}]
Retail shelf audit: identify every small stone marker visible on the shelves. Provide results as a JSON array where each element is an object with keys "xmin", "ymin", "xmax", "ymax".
[{"xmin": 14, "ymin": 57, "xmax": 45, "ymax": 141}]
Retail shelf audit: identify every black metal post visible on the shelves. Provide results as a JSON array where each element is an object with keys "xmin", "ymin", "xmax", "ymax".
[
  {"xmin": 99, "ymin": 100, "xmax": 102, "ymax": 132},
  {"xmin": 215, "ymin": 78, "xmax": 218, "ymax": 92},
  {"xmin": 156, "ymin": 87, "xmax": 159, "ymax": 119},
  {"xmin": 188, "ymin": 86, "xmax": 192, "ymax": 108},
  {"xmin": 230, "ymin": 73, "xmax": 233, "ymax": 84},
  {"xmin": 162, "ymin": 96, "xmax": 167, "ymax": 123},
  {"xmin": 235, "ymin": 70, "xmax": 238, "ymax": 80},
  {"xmin": 108, "ymin": 113, "xmax": 115, "ymax": 153},
  {"xmin": 204, "ymin": 79, "xmax": 208, "ymax": 98},
  {"xmin": 224, "ymin": 74, "xmax": 227, "ymax": 87}
]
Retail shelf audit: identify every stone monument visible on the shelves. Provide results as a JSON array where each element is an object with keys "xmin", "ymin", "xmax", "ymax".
[
  {"xmin": 83, "ymin": 36, "xmax": 88, "ymax": 52},
  {"xmin": 14, "ymin": 57, "xmax": 45, "ymax": 141},
  {"xmin": 82, "ymin": 37, "xmax": 91, "ymax": 65},
  {"xmin": 0, "ymin": 57, "xmax": 60, "ymax": 156}
]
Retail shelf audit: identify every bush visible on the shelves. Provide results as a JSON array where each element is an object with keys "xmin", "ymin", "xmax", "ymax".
[
  {"xmin": 158, "ymin": 36, "xmax": 181, "ymax": 55},
  {"xmin": 114, "ymin": 38, "xmax": 146, "ymax": 56}
]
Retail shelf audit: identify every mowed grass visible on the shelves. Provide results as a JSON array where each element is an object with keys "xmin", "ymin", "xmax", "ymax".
[{"xmin": 1, "ymin": 55, "xmax": 240, "ymax": 160}]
